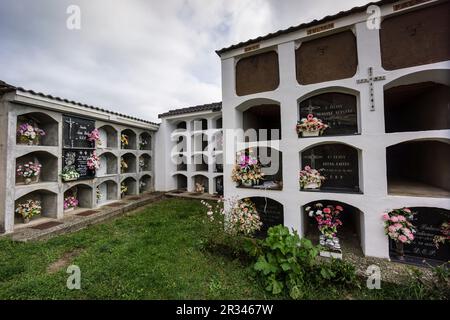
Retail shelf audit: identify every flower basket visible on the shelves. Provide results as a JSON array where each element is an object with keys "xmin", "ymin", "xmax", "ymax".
[
  {"xmin": 242, "ymin": 181, "xmax": 254, "ymax": 187},
  {"xmin": 16, "ymin": 161, "xmax": 42, "ymax": 185},
  {"xmin": 17, "ymin": 123, "xmax": 45, "ymax": 145},
  {"xmin": 296, "ymin": 114, "xmax": 329, "ymax": 137},
  {"xmin": 15, "ymin": 199, "xmax": 42, "ymax": 222},
  {"xmin": 304, "ymin": 182, "xmax": 320, "ymax": 189},
  {"xmin": 302, "ymin": 131, "xmax": 321, "ymax": 137},
  {"xmin": 231, "ymin": 152, "xmax": 264, "ymax": 188},
  {"xmin": 299, "ymin": 166, "xmax": 325, "ymax": 190},
  {"xmin": 60, "ymin": 167, "xmax": 80, "ymax": 182}
]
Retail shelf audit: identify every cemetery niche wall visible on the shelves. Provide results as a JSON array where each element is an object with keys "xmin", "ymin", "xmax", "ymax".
[
  {"xmin": 243, "ymin": 104, "xmax": 281, "ymax": 141},
  {"xmin": 250, "ymin": 197, "xmax": 284, "ymax": 238},
  {"xmin": 296, "ymin": 30, "xmax": 358, "ymax": 85},
  {"xmin": 301, "ymin": 143, "xmax": 360, "ymax": 193},
  {"xmin": 298, "ymin": 92, "xmax": 359, "ymax": 137},
  {"xmin": 389, "ymin": 207, "xmax": 450, "ymax": 266}
]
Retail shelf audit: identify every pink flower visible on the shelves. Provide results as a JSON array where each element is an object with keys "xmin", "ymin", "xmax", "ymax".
[
  {"xmin": 407, "ymin": 233, "xmax": 414, "ymax": 240},
  {"xmin": 336, "ymin": 206, "xmax": 343, "ymax": 211},
  {"xmin": 403, "ymin": 208, "xmax": 411, "ymax": 213},
  {"xmin": 390, "ymin": 216, "xmax": 398, "ymax": 222},
  {"xmin": 398, "ymin": 235, "xmax": 407, "ymax": 243},
  {"xmin": 382, "ymin": 213, "xmax": 390, "ymax": 221},
  {"xmin": 398, "ymin": 216, "xmax": 406, "ymax": 222},
  {"xmin": 323, "ymin": 208, "xmax": 331, "ymax": 214}
]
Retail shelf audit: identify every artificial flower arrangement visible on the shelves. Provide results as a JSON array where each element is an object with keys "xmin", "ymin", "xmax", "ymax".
[
  {"xmin": 86, "ymin": 151, "xmax": 100, "ymax": 170},
  {"xmin": 121, "ymin": 134, "xmax": 129, "ymax": 148},
  {"xmin": 139, "ymin": 159, "xmax": 145, "ymax": 171},
  {"xmin": 15, "ymin": 199, "xmax": 42, "ymax": 223},
  {"xmin": 433, "ymin": 221, "xmax": 449, "ymax": 249},
  {"xmin": 96, "ymin": 186, "xmax": 102, "ymax": 201},
  {"xmin": 60, "ymin": 166, "xmax": 80, "ymax": 182},
  {"xmin": 87, "ymin": 128, "xmax": 101, "ymax": 146},
  {"xmin": 63, "ymin": 196, "xmax": 79, "ymax": 211},
  {"xmin": 305, "ymin": 203, "xmax": 344, "ymax": 241},
  {"xmin": 120, "ymin": 183, "xmax": 128, "ymax": 197},
  {"xmin": 139, "ymin": 137, "xmax": 148, "ymax": 150},
  {"xmin": 139, "ymin": 181, "xmax": 147, "ymax": 193},
  {"xmin": 299, "ymin": 166, "xmax": 325, "ymax": 190},
  {"xmin": 382, "ymin": 208, "xmax": 416, "ymax": 259},
  {"xmin": 201, "ymin": 197, "xmax": 262, "ymax": 236},
  {"xmin": 231, "ymin": 152, "xmax": 264, "ymax": 187},
  {"xmin": 296, "ymin": 114, "xmax": 329, "ymax": 137},
  {"xmin": 16, "ymin": 161, "xmax": 42, "ymax": 184},
  {"xmin": 120, "ymin": 157, "xmax": 128, "ymax": 173},
  {"xmin": 17, "ymin": 123, "xmax": 46, "ymax": 145}
]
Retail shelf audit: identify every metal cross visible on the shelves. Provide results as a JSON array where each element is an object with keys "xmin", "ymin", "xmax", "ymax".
[
  {"xmin": 356, "ymin": 67, "xmax": 386, "ymax": 111},
  {"xmin": 305, "ymin": 100, "xmax": 320, "ymax": 115},
  {"xmin": 304, "ymin": 150, "xmax": 323, "ymax": 168},
  {"xmin": 65, "ymin": 118, "xmax": 76, "ymax": 147}
]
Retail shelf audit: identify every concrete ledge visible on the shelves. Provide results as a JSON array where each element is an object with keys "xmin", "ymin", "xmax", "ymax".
[{"xmin": 4, "ymin": 192, "xmax": 165, "ymax": 242}]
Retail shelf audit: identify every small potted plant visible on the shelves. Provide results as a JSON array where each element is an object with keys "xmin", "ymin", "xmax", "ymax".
[
  {"xmin": 299, "ymin": 166, "xmax": 325, "ymax": 190},
  {"xmin": 96, "ymin": 186, "xmax": 102, "ymax": 203},
  {"xmin": 121, "ymin": 134, "xmax": 129, "ymax": 148},
  {"xmin": 16, "ymin": 161, "xmax": 42, "ymax": 184},
  {"xmin": 120, "ymin": 183, "xmax": 128, "ymax": 198},
  {"xmin": 86, "ymin": 151, "xmax": 100, "ymax": 171},
  {"xmin": 17, "ymin": 123, "xmax": 46, "ymax": 145},
  {"xmin": 120, "ymin": 157, "xmax": 128, "ymax": 173},
  {"xmin": 382, "ymin": 208, "xmax": 416, "ymax": 260},
  {"xmin": 231, "ymin": 152, "xmax": 264, "ymax": 187},
  {"xmin": 305, "ymin": 203, "xmax": 344, "ymax": 250},
  {"xmin": 139, "ymin": 137, "xmax": 148, "ymax": 150},
  {"xmin": 63, "ymin": 196, "xmax": 79, "ymax": 212},
  {"xmin": 61, "ymin": 166, "xmax": 80, "ymax": 182},
  {"xmin": 434, "ymin": 221, "xmax": 450, "ymax": 249},
  {"xmin": 15, "ymin": 199, "xmax": 42, "ymax": 224},
  {"xmin": 296, "ymin": 114, "xmax": 329, "ymax": 137},
  {"xmin": 87, "ymin": 128, "xmax": 101, "ymax": 146}
]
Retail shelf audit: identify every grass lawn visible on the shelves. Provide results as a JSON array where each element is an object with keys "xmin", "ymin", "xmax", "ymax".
[{"xmin": 0, "ymin": 198, "xmax": 446, "ymax": 300}]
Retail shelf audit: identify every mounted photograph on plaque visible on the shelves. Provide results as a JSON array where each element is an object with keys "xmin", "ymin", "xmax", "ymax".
[
  {"xmin": 298, "ymin": 92, "xmax": 358, "ymax": 137},
  {"xmin": 301, "ymin": 143, "xmax": 360, "ymax": 193}
]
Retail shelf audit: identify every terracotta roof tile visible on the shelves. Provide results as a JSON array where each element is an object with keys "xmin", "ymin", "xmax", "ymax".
[{"xmin": 158, "ymin": 102, "xmax": 222, "ymax": 118}]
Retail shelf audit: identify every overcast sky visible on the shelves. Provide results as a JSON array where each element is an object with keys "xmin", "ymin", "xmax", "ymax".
[{"xmin": 0, "ymin": 0, "xmax": 370, "ymax": 123}]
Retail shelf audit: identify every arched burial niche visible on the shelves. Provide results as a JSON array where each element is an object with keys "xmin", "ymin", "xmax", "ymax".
[
  {"xmin": 248, "ymin": 197, "xmax": 284, "ymax": 238},
  {"xmin": 64, "ymin": 184, "xmax": 93, "ymax": 211},
  {"xmin": 139, "ymin": 175, "xmax": 152, "ymax": 193},
  {"xmin": 173, "ymin": 174, "xmax": 187, "ymax": 191},
  {"xmin": 121, "ymin": 177, "xmax": 137, "ymax": 197},
  {"xmin": 298, "ymin": 91, "xmax": 359, "ymax": 137},
  {"xmin": 139, "ymin": 154, "xmax": 151, "ymax": 172},
  {"xmin": 296, "ymin": 30, "xmax": 358, "ymax": 85},
  {"xmin": 121, "ymin": 153, "xmax": 136, "ymax": 174},
  {"xmin": 235, "ymin": 147, "xmax": 283, "ymax": 190},
  {"xmin": 214, "ymin": 176, "xmax": 224, "ymax": 196},
  {"xmin": 15, "ymin": 151, "xmax": 58, "ymax": 184},
  {"xmin": 16, "ymin": 112, "xmax": 58, "ymax": 146},
  {"xmin": 193, "ymin": 153, "xmax": 208, "ymax": 172},
  {"xmin": 139, "ymin": 132, "xmax": 152, "ymax": 150},
  {"xmin": 175, "ymin": 154, "xmax": 187, "ymax": 172},
  {"xmin": 235, "ymin": 50, "xmax": 280, "ymax": 96},
  {"xmin": 302, "ymin": 200, "xmax": 364, "ymax": 255},
  {"xmin": 242, "ymin": 104, "xmax": 281, "ymax": 142},
  {"xmin": 300, "ymin": 143, "xmax": 361, "ymax": 193},
  {"xmin": 387, "ymin": 140, "xmax": 450, "ymax": 198},
  {"xmin": 96, "ymin": 180, "xmax": 118, "ymax": 205},
  {"xmin": 14, "ymin": 190, "xmax": 57, "ymax": 224},
  {"xmin": 192, "ymin": 118, "xmax": 208, "ymax": 132},
  {"xmin": 97, "ymin": 152, "xmax": 118, "ymax": 176},
  {"xmin": 121, "ymin": 129, "xmax": 137, "ymax": 150},
  {"xmin": 384, "ymin": 70, "xmax": 450, "ymax": 133},
  {"xmin": 380, "ymin": 1, "xmax": 450, "ymax": 71},
  {"xmin": 192, "ymin": 175, "xmax": 209, "ymax": 193},
  {"xmin": 98, "ymin": 125, "xmax": 118, "ymax": 149},
  {"xmin": 388, "ymin": 207, "xmax": 449, "ymax": 266}
]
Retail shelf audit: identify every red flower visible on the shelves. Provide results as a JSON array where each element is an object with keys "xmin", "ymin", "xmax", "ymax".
[{"xmin": 323, "ymin": 208, "xmax": 331, "ymax": 214}]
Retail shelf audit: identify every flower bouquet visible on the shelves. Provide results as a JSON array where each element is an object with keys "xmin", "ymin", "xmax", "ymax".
[
  {"xmin": 87, "ymin": 128, "xmax": 101, "ymax": 146},
  {"xmin": 231, "ymin": 153, "xmax": 264, "ymax": 187},
  {"xmin": 306, "ymin": 203, "xmax": 344, "ymax": 243},
  {"xmin": 299, "ymin": 166, "xmax": 325, "ymax": 190},
  {"xmin": 61, "ymin": 166, "xmax": 80, "ymax": 182},
  {"xmin": 296, "ymin": 114, "xmax": 329, "ymax": 137},
  {"xmin": 121, "ymin": 134, "xmax": 129, "ymax": 148},
  {"xmin": 434, "ymin": 221, "xmax": 450, "ymax": 249},
  {"xmin": 382, "ymin": 208, "xmax": 416, "ymax": 260},
  {"xmin": 15, "ymin": 199, "xmax": 42, "ymax": 223},
  {"xmin": 120, "ymin": 157, "xmax": 128, "ymax": 173},
  {"xmin": 16, "ymin": 161, "xmax": 42, "ymax": 184},
  {"xmin": 96, "ymin": 186, "xmax": 102, "ymax": 202},
  {"xmin": 121, "ymin": 183, "xmax": 128, "ymax": 197},
  {"xmin": 139, "ymin": 159, "xmax": 145, "ymax": 172},
  {"xmin": 139, "ymin": 138, "xmax": 148, "ymax": 150},
  {"xmin": 17, "ymin": 123, "xmax": 46, "ymax": 145},
  {"xmin": 63, "ymin": 196, "xmax": 79, "ymax": 212},
  {"xmin": 87, "ymin": 151, "xmax": 100, "ymax": 170}
]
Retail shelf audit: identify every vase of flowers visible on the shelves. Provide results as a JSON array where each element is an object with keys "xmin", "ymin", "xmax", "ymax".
[
  {"xmin": 86, "ymin": 151, "xmax": 100, "ymax": 171},
  {"xmin": 17, "ymin": 123, "xmax": 46, "ymax": 145},
  {"xmin": 433, "ymin": 221, "xmax": 450, "ymax": 249},
  {"xmin": 60, "ymin": 166, "xmax": 80, "ymax": 182},
  {"xmin": 139, "ymin": 138, "xmax": 148, "ymax": 150},
  {"xmin": 121, "ymin": 183, "xmax": 128, "ymax": 198},
  {"xmin": 87, "ymin": 128, "xmax": 101, "ymax": 146},
  {"xmin": 16, "ymin": 162, "xmax": 42, "ymax": 184},
  {"xmin": 15, "ymin": 199, "xmax": 42, "ymax": 223},
  {"xmin": 299, "ymin": 166, "xmax": 325, "ymax": 190},
  {"xmin": 96, "ymin": 186, "xmax": 102, "ymax": 203},
  {"xmin": 121, "ymin": 134, "xmax": 129, "ymax": 148},
  {"xmin": 120, "ymin": 157, "xmax": 128, "ymax": 173},
  {"xmin": 296, "ymin": 114, "xmax": 329, "ymax": 137},
  {"xmin": 231, "ymin": 152, "xmax": 264, "ymax": 187},
  {"xmin": 305, "ymin": 203, "xmax": 344, "ymax": 241},
  {"xmin": 139, "ymin": 159, "xmax": 145, "ymax": 172},
  {"xmin": 382, "ymin": 208, "xmax": 416, "ymax": 260},
  {"xmin": 63, "ymin": 196, "xmax": 79, "ymax": 212}
]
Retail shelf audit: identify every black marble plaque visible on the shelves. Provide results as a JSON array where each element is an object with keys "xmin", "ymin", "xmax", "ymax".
[
  {"xmin": 390, "ymin": 207, "xmax": 449, "ymax": 264},
  {"xmin": 63, "ymin": 115, "xmax": 95, "ymax": 149},
  {"xmin": 302, "ymin": 144, "xmax": 359, "ymax": 192},
  {"xmin": 299, "ymin": 92, "xmax": 358, "ymax": 136},
  {"xmin": 251, "ymin": 197, "xmax": 284, "ymax": 238},
  {"xmin": 62, "ymin": 149, "xmax": 95, "ymax": 179}
]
